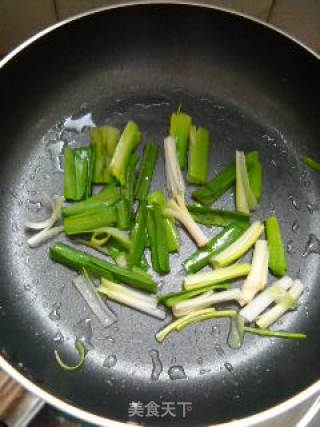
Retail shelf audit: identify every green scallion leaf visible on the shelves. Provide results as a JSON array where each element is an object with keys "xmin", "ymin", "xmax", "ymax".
[
  {"xmin": 187, "ymin": 126, "xmax": 210, "ymax": 184},
  {"xmin": 169, "ymin": 109, "xmax": 192, "ymax": 169},
  {"xmin": 54, "ymin": 340, "xmax": 86, "ymax": 371},
  {"xmin": 110, "ymin": 121, "xmax": 141, "ymax": 185},
  {"xmin": 265, "ymin": 215, "xmax": 288, "ymax": 277},
  {"xmin": 192, "ymin": 151, "xmax": 258, "ymax": 205},
  {"xmin": 135, "ymin": 141, "xmax": 159, "ymax": 200},
  {"xmin": 90, "ymin": 126, "xmax": 120, "ymax": 183},
  {"xmin": 244, "ymin": 326, "xmax": 306, "ymax": 340},
  {"xmin": 302, "ymin": 155, "xmax": 320, "ymax": 172}
]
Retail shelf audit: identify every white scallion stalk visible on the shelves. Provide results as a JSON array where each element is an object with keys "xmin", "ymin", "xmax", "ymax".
[
  {"xmin": 173, "ymin": 289, "xmax": 241, "ymax": 317},
  {"xmin": 236, "ymin": 150, "xmax": 249, "ymax": 213},
  {"xmin": 25, "ymin": 195, "xmax": 64, "ymax": 230},
  {"xmin": 240, "ymin": 276, "xmax": 293, "ymax": 323},
  {"xmin": 98, "ymin": 279, "xmax": 166, "ymax": 320},
  {"xmin": 236, "ymin": 151, "xmax": 257, "ymax": 213},
  {"xmin": 101, "ymin": 279, "xmax": 157, "ymax": 306},
  {"xmin": 184, "ymin": 263, "xmax": 251, "ymax": 291},
  {"xmin": 165, "ymin": 196, "xmax": 208, "ymax": 247},
  {"xmin": 27, "ymin": 225, "xmax": 64, "ymax": 248},
  {"xmin": 172, "ymin": 290, "xmax": 213, "ymax": 317},
  {"xmin": 164, "ymin": 136, "xmax": 185, "ymax": 198},
  {"xmin": 72, "ymin": 274, "xmax": 117, "ymax": 328},
  {"xmin": 164, "ymin": 136, "xmax": 208, "ymax": 247},
  {"xmin": 156, "ymin": 308, "xmax": 236, "ymax": 342},
  {"xmin": 256, "ymin": 279, "xmax": 303, "ymax": 328},
  {"xmin": 239, "ymin": 240, "xmax": 269, "ymax": 306},
  {"xmin": 211, "ymin": 221, "xmax": 264, "ymax": 267}
]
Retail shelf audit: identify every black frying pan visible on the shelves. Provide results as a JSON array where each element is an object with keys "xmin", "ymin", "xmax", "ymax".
[{"xmin": 0, "ymin": 3, "xmax": 320, "ymax": 426}]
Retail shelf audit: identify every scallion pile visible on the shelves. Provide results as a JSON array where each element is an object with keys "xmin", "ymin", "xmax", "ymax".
[{"xmin": 25, "ymin": 108, "xmax": 307, "ymax": 371}]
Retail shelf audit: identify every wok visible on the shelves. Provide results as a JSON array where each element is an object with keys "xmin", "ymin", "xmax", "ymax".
[{"xmin": 0, "ymin": 2, "xmax": 320, "ymax": 426}]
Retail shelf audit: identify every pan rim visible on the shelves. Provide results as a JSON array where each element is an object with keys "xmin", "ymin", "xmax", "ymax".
[{"xmin": 0, "ymin": 2, "xmax": 319, "ymax": 426}]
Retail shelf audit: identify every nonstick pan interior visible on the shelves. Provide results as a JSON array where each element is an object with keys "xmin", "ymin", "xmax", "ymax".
[{"xmin": 0, "ymin": 4, "xmax": 320, "ymax": 426}]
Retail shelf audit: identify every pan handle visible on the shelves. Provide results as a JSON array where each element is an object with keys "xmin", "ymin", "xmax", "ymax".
[{"xmin": 295, "ymin": 395, "xmax": 320, "ymax": 427}]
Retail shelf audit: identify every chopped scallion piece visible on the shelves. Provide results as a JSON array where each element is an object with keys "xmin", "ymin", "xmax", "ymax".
[
  {"xmin": 25, "ymin": 195, "xmax": 64, "ymax": 230},
  {"xmin": 182, "ymin": 222, "xmax": 249, "ymax": 274},
  {"xmin": 135, "ymin": 141, "xmax": 159, "ymax": 200},
  {"xmin": 88, "ymin": 227, "xmax": 131, "ymax": 250},
  {"xmin": 240, "ymin": 240, "xmax": 269, "ymax": 306},
  {"xmin": 192, "ymin": 151, "xmax": 258, "ymax": 205},
  {"xmin": 265, "ymin": 215, "xmax": 288, "ymax": 277},
  {"xmin": 54, "ymin": 340, "xmax": 86, "ymax": 371},
  {"xmin": 236, "ymin": 150, "xmax": 257, "ymax": 213},
  {"xmin": 244, "ymin": 326, "xmax": 306, "ymax": 340},
  {"xmin": 110, "ymin": 121, "xmax": 141, "ymax": 185},
  {"xmin": 227, "ymin": 314, "xmax": 245, "ymax": 349},
  {"xmin": 256, "ymin": 279, "xmax": 303, "ymax": 328},
  {"xmin": 122, "ymin": 153, "xmax": 140, "ymax": 213},
  {"xmin": 212, "ymin": 221, "xmax": 264, "ymax": 268},
  {"xmin": 64, "ymin": 147, "xmax": 76, "ymax": 200},
  {"xmin": 98, "ymin": 279, "xmax": 166, "ymax": 319},
  {"xmin": 127, "ymin": 202, "xmax": 147, "ymax": 268},
  {"xmin": 72, "ymin": 271, "xmax": 117, "ymax": 328},
  {"xmin": 62, "ymin": 184, "xmax": 120, "ymax": 217},
  {"xmin": 64, "ymin": 147, "xmax": 94, "ymax": 201},
  {"xmin": 164, "ymin": 136, "xmax": 208, "ymax": 247},
  {"xmin": 173, "ymin": 288, "xmax": 241, "ymax": 317},
  {"xmin": 166, "ymin": 196, "xmax": 209, "ymax": 247},
  {"xmin": 184, "ymin": 263, "xmax": 251, "ymax": 291},
  {"xmin": 116, "ymin": 198, "xmax": 131, "ymax": 230},
  {"xmin": 187, "ymin": 126, "xmax": 209, "ymax": 184},
  {"xmin": 169, "ymin": 109, "xmax": 192, "ymax": 169},
  {"xmin": 158, "ymin": 283, "xmax": 230, "ymax": 308},
  {"xmin": 302, "ymin": 155, "xmax": 320, "ymax": 172},
  {"xmin": 152, "ymin": 203, "xmax": 170, "ymax": 274},
  {"xmin": 187, "ymin": 204, "xmax": 250, "ymax": 228},
  {"xmin": 156, "ymin": 308, "xmax": 236, "ymax": 342},
  {"xmin": 248, "ymin": 158, "xmax": 262, "ymax": 202},
  {"xmin": 240, "ymin": 276, "xmax": 293, "ymax": 323},
  {"xmin": 63, "ymin": 205, "xmax": 117, "ymax": 235},
  {"xmin": 27, "ymin": 225, "xmax": 64, "ymax": 248},
  {"xmin": 148, "ymin": 191, "xmax": 180, "ymax": 252},
  {"xmin": 106, "ymin": 239, "xmax": 128, "ymax": 267},
  {"xmin": 50, "ymin": 242, "xmax": 157, "ymax": 293},
  {"xmin": 90, "ymin": 126, "xmax": 120, "ymax": 183},
  {"xmin": 146, "ymin": 205, "xmax": 160, "ymax": 272}
]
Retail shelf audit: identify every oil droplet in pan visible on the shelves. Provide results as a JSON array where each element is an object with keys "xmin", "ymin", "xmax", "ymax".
[
  {"xmin": 306, "ymin": 203, "xmax": 314, "ymax": 214},
  {"xmin": 286, "ymin": 240, "xmax": 294, "ymax": 254},
  {"xmin": 288, "ymin": 195, "xmax": 300, "ymax": 210},
  {"xmin": 53, "ymin": 329, "xmax": 64, "ymax": 344},
  {"xmin": 103, "ymin": 354, "xmax": 117, "ymax": 368},
  {"xmin": 214, "ymin": 343, "xmax": 225, "ymax": 357},
  {"xmin": 224, "ymin": 362, "xmax": 234, "ymax": 374},
  {"xmin": 168, "ymin": 365, "xmax": 187, "ymax": 380},
  {"xmin": 149, "ymin": 349, "xmax": 163, "ymax": 381},
  {"xmin": 292, "ymin": 220, "xmax": 300, "ymax": 233},
  {"xmin": 74, "ymin": 318, "xmax": 93, "ymax": 350},
  {"xmin": 303, "ymin": 234, "xmax": 320, "ymax": 257},
  {"xmin": 48, "ymin": 302, "xmax": 61, "ymax": 321}
]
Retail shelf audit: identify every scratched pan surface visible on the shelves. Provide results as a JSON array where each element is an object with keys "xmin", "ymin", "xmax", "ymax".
[{"xmin": 0, "ymin": 3, "xmax": 320, "ymax": 426}]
